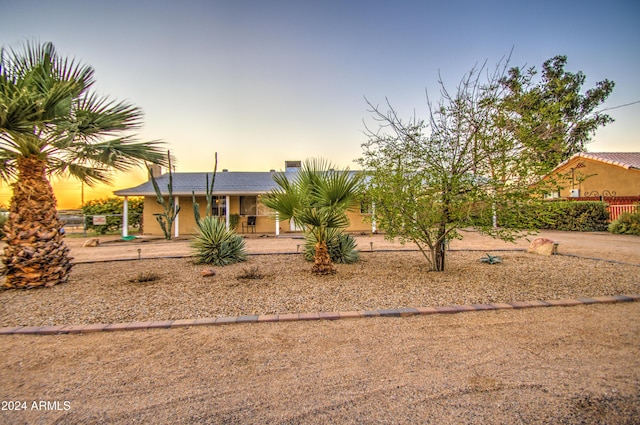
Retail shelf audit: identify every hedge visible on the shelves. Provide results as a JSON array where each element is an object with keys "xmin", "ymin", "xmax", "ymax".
[
  {"xmin": 609, "ymin": 211, "xmax": 640, "ymax": 235},
  {"xmin": 495, "ymin": 201, "xmax": 609, "ymax": 232}
]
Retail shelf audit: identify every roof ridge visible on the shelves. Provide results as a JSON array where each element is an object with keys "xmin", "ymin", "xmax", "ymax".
[{"xmin": 570, "ymin": 152, "xmax": 640, "ymax": 170}]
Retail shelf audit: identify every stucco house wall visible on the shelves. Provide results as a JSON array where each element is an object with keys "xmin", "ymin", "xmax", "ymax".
[
  {"xmin": 542, "ymin": 152, "xmax": 640, "ymax": 198},
  {"xmin": 141, "ymin": 195, "xmax": 372, "ymax": 236}
]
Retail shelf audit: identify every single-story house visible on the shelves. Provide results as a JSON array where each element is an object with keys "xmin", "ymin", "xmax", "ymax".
[
  {"xmin": 541, "ymin": 152, "xmax": 640, "ymax": 198},
  {"xmin": 540, "ymin": 152, "xmax": 640, "ymax": 220},
  {"xmin": 114, "ymin": 161, "xmax": 374, "ymax": 237}
]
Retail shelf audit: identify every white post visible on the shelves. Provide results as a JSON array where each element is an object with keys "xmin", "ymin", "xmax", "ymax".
[
  {"xmin": 371, "ymin": 202, "xmax": 377, "ymax": 233},
  {"xmin": 174, "ymin": 196, "xmax": 180, "ymax": 238},
  {"xmin": 275, "ymin": 212, "xmax": 280, "ymax": 236},
  {"xmin": 225, "ymin": 195, "xmax": 230, "ymax": 230},
  {"xmin": 122, "ymin": 196, "xmax": 129, "ymax": 237},
  {"xmin": 491, "ymin": 188, "xmax": 498, "ymax": 229}
]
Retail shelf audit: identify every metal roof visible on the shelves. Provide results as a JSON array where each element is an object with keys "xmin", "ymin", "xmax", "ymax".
[{"xmin": 113, "ymin": 171, "xmax": 295, "ymax": 196}]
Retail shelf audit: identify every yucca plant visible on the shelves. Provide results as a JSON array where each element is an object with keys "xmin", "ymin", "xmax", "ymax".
[
  {"xmin": 191, "ymin": 216, "xmax": 247, "ymax": 266},
  {"xmin": 304, "ymin": 229, "xmax": 359, "ymax": 264}
]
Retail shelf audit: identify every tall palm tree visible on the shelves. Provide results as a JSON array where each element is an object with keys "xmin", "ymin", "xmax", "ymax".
[
  {"xmin": 263, "ymin": 158, "xmax": 362, "ymax": 275},
  {"xmin": 0, "ymin": 41, "xmax": 167, "ymax": 288}
]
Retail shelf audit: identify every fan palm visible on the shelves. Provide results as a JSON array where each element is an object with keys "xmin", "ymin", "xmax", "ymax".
[
  {"xmin": 0, "ymin": 41, "xmax": 166, "ymax": 288},
  {"xmin": 262, "ymin": 158, "xmax": 363, "ymax": 274}
]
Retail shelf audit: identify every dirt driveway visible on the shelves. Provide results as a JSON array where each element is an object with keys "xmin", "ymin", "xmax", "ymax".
[{"xmin": 1, "ymin": 231, "xmax": 638, "ymax": 424}]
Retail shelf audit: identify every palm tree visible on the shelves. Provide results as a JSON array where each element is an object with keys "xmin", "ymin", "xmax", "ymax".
[
  {"xmin": 262, "ymin": 158, "xmax": 363, "ymax": 275},
  {"xmin": 0, "ymin": 41, "xmax": 166, "ymax": 288}
]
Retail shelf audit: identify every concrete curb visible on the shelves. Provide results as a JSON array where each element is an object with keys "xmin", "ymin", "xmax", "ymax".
[{"xmin": 2, "ymin": 293, "xmax": 638, "ymax": 336}]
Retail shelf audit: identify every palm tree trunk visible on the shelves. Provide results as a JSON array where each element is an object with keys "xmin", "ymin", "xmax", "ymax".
[
  {"xmin": 2, "ymin": 156, "xmax": 73, "ymax": 288},
  {"xmin": 312, "ymin": 241, "xmax": 335, "ymax": 275}
]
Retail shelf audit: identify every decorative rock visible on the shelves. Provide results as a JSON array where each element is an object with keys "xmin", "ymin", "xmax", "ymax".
[
  {"xmin": 527, "ymin": 238, "xmax": 558, "ymax": 256},
  {"xmin": 201, "ymin": 268, "xmax": 216, "ymax": 277},
  {"xmin": 82, "ymin": 238, "xmax": 100, "ymax": 248}
]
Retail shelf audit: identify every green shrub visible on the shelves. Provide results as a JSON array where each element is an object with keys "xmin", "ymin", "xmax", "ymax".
[
  {"xmin": 609, "ymin": 211, "xmax": 640, "ymax": 235},
  {"xmin": 82, "ymin": 197, "xmax": 143, "ymax": 234},
  {"xmin": 552, "ymin": 201, "xmax": 609, "ymax": 231},
  {"xmin": 192, "ymin": 216, "xmax": 247, "ymax": 266},
  {"xmin": 500, "ymin": 201, "xmax": 609, "ymax": 232},
  {"xmin": 304, "ymin": 231, "xmax": 359, "ymax": 264}
]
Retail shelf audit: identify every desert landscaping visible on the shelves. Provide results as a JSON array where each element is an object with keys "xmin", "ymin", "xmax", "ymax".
[{"xmin": 0, "ymin": 230, "xmax": 639, "ymax": 424}]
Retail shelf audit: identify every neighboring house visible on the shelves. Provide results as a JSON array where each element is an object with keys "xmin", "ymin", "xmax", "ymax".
[
  {"xmin": 113, "ymin": 162, "xmax": 373, "ymax": 237},
  {"xmin": 540, "ymin": 152, "xmax": 640, "ymax": 220}
]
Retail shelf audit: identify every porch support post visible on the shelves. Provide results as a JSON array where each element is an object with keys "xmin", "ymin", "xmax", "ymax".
[
  {"xmin": 122, "ymin": 196, "xmax": 129, "ymax": 237},
  {"xmin": 371, "ymin": 202, "xmax": 377, "ymax": 233},
  {"xmin": 225, "ymin": 195, "xmax": 230, "ymax": 230},
  {"xmin": 174, "ymin": 196, "xmax": 180, "ymax": 238},
  {"xmin": 275, "ymin": 212, "xmax": 280, "ymax": 236}
]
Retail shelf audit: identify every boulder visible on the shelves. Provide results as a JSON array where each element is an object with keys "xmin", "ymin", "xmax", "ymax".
[
  {"xmin": 201, "ymin": 268, "xmax": 216, "ymax": 277},
  {"xmin": 82, "ymin": 238, "xmax": 100, "ymax": 248},
  {"xmin": 527, "ymin": 238, "xmax": 558, "ymax": 256}
]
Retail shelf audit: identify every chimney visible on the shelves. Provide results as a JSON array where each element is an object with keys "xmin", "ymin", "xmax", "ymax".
[
  {"xmin": 149, "ymin": 164, "xmax": 163, "ymax": 178},
  {"xmin": 285, "ymin": 160, "xmax": 301, "ymax": 172}
]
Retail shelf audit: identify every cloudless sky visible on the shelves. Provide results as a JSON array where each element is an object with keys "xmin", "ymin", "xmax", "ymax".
[{"xmin": 2, "ymin": 0, "xmax": 639, "ymax": 208}]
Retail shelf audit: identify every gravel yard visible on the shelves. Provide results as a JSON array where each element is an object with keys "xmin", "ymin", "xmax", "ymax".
[
  {"xmin": 1, "ymin": 250, "xmax": 639, "ymax": 327},
  {"xmin": 1, "ymin": 231, "xmax": 639, "ymax": 424}
]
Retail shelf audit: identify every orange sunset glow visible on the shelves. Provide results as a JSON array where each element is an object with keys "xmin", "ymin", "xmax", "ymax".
[{"xmin": 0, "ymin": 168, "xmax": 148, "ymax": 210}]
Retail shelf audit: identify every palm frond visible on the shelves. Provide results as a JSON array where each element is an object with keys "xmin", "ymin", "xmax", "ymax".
[
  {"xmin": 1, "ymin": 40, "xmax": 164, "ymax": 185},
  {"xmin": 313, "ymin": 168, "xmax": 363, "ymax": 209},
  {"xmin": 262, "ymin": 172, "xmax": 301, "ymax": 221},
  {"xmin": 47, "ymin": 158, "xmax": 110, "ymax": 186},
  {"xmin": 56, "ymin": 137, "xmax": 167, "ymax": 170},
  {"xmin": 72, "ymin": 92, "xmax": 144, "ymax": 136},
  {"xmin": 0, "ymin": 149, "xmax": 18, "ymax": 181}
]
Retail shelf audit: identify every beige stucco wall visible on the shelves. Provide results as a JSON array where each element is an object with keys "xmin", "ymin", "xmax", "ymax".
[
  {"xmin": 141, "ymin": 196, "xmax": 374, "ymax": 236},
  {"xmin": 545, "ymin": 158, "xmax": 640, "ymax": 198},
  {"xmin": 346, "ymin": 209, "xmax": 374, "ymax": 232}
]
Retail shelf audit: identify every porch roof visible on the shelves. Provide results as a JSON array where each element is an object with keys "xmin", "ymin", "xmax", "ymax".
[{"xmin": 113, "ymin": 171, "xmax": 297, "ymax": 197}]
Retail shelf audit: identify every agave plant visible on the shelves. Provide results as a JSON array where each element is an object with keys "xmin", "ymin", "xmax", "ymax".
[
  {"xmin": 480, "ymin": 253, "xmax": 502, "ymax": 264},
  {"xmin": 191, "ymin": 216, "xmax": 246, "ymax": 266}
]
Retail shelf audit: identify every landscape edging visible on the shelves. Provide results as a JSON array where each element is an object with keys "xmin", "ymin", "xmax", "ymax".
[{"xmin": 1, "ymin": 294, "xmax": 638, "ymax": 336}]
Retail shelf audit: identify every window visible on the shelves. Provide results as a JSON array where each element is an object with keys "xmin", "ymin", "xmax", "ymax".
[
  {"xmin": 240, "ymin": 196, "xmax": 257, "ymax": 215},
  {"xmin": 211, "ymin": 196, "xmax": 226, "ymax": 216}
]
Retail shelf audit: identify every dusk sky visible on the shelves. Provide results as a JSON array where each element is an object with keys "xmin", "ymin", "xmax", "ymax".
[{"xmin": 2, "ymin": 0, "xmax": 639, "ymax": 208}]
